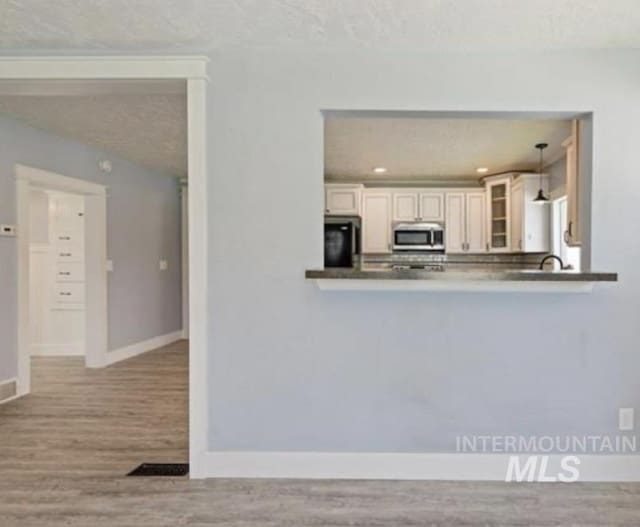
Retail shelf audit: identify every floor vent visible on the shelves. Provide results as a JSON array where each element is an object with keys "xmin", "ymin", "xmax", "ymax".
[{"xmin": 127, "ymin": 463, "xmax": 189, "ymax": 477}]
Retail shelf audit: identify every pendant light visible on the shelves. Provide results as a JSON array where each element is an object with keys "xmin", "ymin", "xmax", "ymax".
[{"xmin": 533, "ymin": 142, "xmax": 549, "ymax": 203}]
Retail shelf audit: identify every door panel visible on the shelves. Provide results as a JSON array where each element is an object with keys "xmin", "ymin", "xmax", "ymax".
[
  {"xmin": 362, "ymin": 193, "xmax": 392, "ymax": 254},
  {"xmin": 511, "ymin": 184, "xmax": 523, "ymax": 252},
  {"xmin": 419, "ymin": 192, "xmax": 444, "ymax": 221},
  {"xmin": 466, "ymin": 192, "xmax": 486, "ymax": 253},
  {"xmin": 445, "ymin": 193, "xmax": 465, "ymax": 253},
  {"xmin": 393, "ymin": 193, "xmax": 419, "ymax": 222}
]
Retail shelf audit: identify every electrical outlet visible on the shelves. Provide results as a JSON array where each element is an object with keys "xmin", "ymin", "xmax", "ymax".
[
  {"xmin": 619, "ymin": 408, "xmax": 634, "ymax": 431},
  {"xmin": 106, "ymin": 260, "xmax": 114, "ymax": 272},
  {"xmin": 159, "ymin": 260, "xmax": 168, "ymax": 271},
  {"xmin": 0, "ymin": 224, "xmax": 16, "ymax": 237}
]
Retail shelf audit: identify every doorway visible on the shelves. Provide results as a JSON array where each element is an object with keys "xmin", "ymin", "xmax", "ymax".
[
  {"xmin": 0, "ymin": 56, "xmax": 208, "ymax": 477},
  {"xmin": 16, "ymin": 165, "xmax": 108, "ymax": 394}
]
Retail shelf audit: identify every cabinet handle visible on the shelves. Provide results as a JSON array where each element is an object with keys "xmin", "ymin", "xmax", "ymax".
[
  {"xmin": 59, "ymin": 236, "xmax": 71, "ymax": 241},
  {"xmin": 518, "ymin": 239, "xmax": 522, "ymax": 251},
  {"xmin": 486, "ymin": 242, "xmax": 489, "ymax": 252},
  {"xmin": 59, "ymin": 292, "xmax": 72, "ymax": 296},
  {"xmin": 59, "ymin": 272, "xmax": 71, "ymax": 276},
  {"xmin": 325, "ymin": 209, "xmax": 330, "ymax": 213},
  {"xmin": 60, "ymin": 253, "xmax": 72, "ymax": 257}
]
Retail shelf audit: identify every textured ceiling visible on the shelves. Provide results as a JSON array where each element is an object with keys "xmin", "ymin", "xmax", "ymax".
[
  {"xmin": 0, "ymin": 0, "xmax": 639, "ymax": 52},
  {"xmin": 0, "ymin": 92, "xmax": 187, "ymax": 176},
  {"xmin": 325, "ymin": 118, "xmax": 571, "ymax": 182}
]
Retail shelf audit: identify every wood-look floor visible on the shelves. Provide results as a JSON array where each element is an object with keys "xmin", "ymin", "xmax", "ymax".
[{"xmin": 2, "ymin": 340, "xmax": 640, "ymax": 526}]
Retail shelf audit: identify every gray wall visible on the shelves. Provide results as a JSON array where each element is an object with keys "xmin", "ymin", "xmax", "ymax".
[
  {"xmin": 207, "ymin": 49, "xmax": 639, "ymax": 452},
  {"xmin": 0, "ymin": 115, "xmax": 182, "ymax": 381}
]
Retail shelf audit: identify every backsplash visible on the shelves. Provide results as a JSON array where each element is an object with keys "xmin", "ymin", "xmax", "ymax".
[{"xmin": 361, "ymin": 252, "xmax": 547, "ymax": 269}]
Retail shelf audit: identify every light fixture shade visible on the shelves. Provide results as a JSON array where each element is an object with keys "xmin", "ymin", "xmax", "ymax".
[{"xmin": 533, "ymin": 188, "xmax": 550, "ymax": 203}]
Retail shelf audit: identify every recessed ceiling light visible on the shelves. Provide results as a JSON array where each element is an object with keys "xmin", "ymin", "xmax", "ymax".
[
  {"xmin": 373, "ymin": 167, "xmax": 387, "ymax": 174},
  {"xmin": 476, "ymin": 167, "xmax": 489, "ymax": 174}
]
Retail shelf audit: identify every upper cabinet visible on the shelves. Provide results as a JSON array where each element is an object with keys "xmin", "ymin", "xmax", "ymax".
[
  {"xmin": 325, "ymin": 184, "xmax": 362, "ymax": 216},
  {"xmin": 510, "ymin": 175, "xmax": 550, "ymax": 253},
  {"xmin": 445, "ymin": 191, "xmax": 486, "ymax": 253},
  {"xmin": 392, "ymin": 190, "xmax": 444, "ymax": 222},
  {"xmin": 485, "ymin": 175, "xmax": 511, "ymax": 253},
  {"xmin": 563, "ymin": 120, "xmax": 581, "ymax": 247},
  {"xmin": 362, "ymin": 190, "xmax": 392, "ymax": 254}
]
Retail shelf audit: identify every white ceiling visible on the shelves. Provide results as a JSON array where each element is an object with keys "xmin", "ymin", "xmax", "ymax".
[
  {"xmin": 0, "ymin": 0, "xmax": 639, "ymax": 52},
  {"xmin": 325, "ymin": 117, "xmax": 572, "ymax": 182},
  {"xmin": 0, "ymin": 81, "xmax": 187, "ymax": 176}
]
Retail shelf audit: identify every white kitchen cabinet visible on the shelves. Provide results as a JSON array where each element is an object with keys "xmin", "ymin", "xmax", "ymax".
[
  {"xmin": 419, "ymin": 192, "xmax": 444, "ymax": 221},
  {"xmin": 392, "ymin": 192, "xmax": 419, "ymax": 222},
  {"xmin": 324, "ymin": 184, "xmax": 362, "ymax": 216},
  {"xmin": 445, "ymin": 191, "xmax": 486, "ymax": 253},
  {"xmin": 392, "ymin": 190, "xmax": 444, "ymax": 222},
  {"xmin": 485, "ymin": 175, "xmax": 511, "ymax": 253},
  {"xmin": 362, "ymin": 191, "xmax": 392, "ymax": 254},
  {"xmin": 465, "ymin": 192, "xmax": 486, "ymax": 253},
  {"xmin": 445, "ymin": 192, "xmax": 466, "ymax": 253},
  {"xmin": 510, "ymin": 174, "xmax": 550, "ymax": 253},
  {"xmin": 563, "ymin": 120, "xmax": 581, "ymax": 247}
]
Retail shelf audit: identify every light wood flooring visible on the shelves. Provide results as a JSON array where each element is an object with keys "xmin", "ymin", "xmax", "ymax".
[{"xmin": 1, "ymin": 340, "xmax": 640, "ymax": 526}]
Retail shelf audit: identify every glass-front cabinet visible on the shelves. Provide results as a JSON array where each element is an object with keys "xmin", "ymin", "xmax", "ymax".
[{"xmin": 485, "ymin": 175, "xmax": 511, "ymax": 253}]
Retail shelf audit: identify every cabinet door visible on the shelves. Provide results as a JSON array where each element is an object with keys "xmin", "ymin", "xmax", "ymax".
[
  {"xmin": 393, "ymin": 193, "xmax": 419, "ymax": 222},
  {"xmin": 465, "ymin": 192, "xmax": 486, "ymax": 253},
  {"xmin": 50, "ymin": 193, "xmax": 84, "ymax": 233},
  {"xmin": 564, "ymin": 120, "xmax": 581, "ymax": 247},
  {"xmin": 486, "ymin": 179, "xmax": 511, "ymax": 252},
  {"xmin": 445, "ymin": 193, "xmax": 466, "ymax": 253},
  {"xmin": 362, "ymin": 192, "xmax": 392, "ymax": 254},
  {"xmin": 418, "ymin": 192, "xmax": 444, "ymax": 221},
  {"xmin": 325, "ymin": 186, "xmax": 361, "ymax": 216},
  {"xmin": 510, "ymin": 183, "xmax": 523, "ymax": 252}
]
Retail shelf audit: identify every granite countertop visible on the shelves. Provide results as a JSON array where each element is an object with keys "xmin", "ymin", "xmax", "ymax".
[{"xmin": 306, "ymin": 265, "xmax": 618, "ymax": 282}]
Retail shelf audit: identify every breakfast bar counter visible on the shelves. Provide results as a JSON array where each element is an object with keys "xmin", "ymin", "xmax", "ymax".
[{"xmin": 305, "ymin": 266, "xmax": 618, "ymax": 293}]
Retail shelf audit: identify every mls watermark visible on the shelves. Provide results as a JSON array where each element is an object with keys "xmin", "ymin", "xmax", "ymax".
[{"xmin": 456, "ymin": 434, "xmax": 637, "ymax": 482}]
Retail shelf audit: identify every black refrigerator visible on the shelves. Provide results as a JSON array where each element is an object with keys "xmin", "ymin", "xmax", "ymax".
[{"xmin": 324, "ymin": 216, "xmax": 361, "ymax": 268}]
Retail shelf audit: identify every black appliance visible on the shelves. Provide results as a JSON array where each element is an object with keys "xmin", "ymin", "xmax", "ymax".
[{"xmin": 324, "ymin": 216, "xmax": 361, "ymax": 268}]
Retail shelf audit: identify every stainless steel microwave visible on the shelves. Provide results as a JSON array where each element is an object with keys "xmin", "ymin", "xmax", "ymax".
[{"xmin": 393, "ymin": 222, "xmax": 445, "ymax": 252}]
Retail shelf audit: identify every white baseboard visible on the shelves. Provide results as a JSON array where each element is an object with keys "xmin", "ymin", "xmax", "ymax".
[
  {"xmin": 198, "ymin": 451, "xmax": 640, "ymax": 482},
  {"xmin": 32, "ymin": 342, "xmax": 84, "ymax": 357},
  {"xmin": 0, "ymin": 377, "xmax": 18, "ymax": 405},
  {"xmin": 104, "ymin": 330, "xmax": 182, "ymax": 366}
]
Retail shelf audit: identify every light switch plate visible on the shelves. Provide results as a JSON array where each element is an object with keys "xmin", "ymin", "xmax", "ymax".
[
  {"xmin": 106, "ymin": 260, "xmax": 114, "ymax": 272},
  {"xmin": 160, "ymin": 260, "xmax": 168, "ymax": 271},
  {"xmin": 619, "ymin": 408, "xmax": 634, "ymax": 431},
  {"xmin": 0, "ymin": 224, "xmax": 16, "ymax": 237}
]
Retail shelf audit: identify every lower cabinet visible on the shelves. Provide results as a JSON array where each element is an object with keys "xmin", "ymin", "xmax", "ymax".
[
  {"xmin": 445, "ymin": 191, "xmax": 486, "ymax": 253},
  {"xmin": 362, "ymin": 191, "xmax": 392, "ymax": 254}
]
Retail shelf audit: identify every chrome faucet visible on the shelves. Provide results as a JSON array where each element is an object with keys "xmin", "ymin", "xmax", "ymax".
[{"xmin": 539, "ymin": 254, "xmax": 567, "ymax": 270}]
